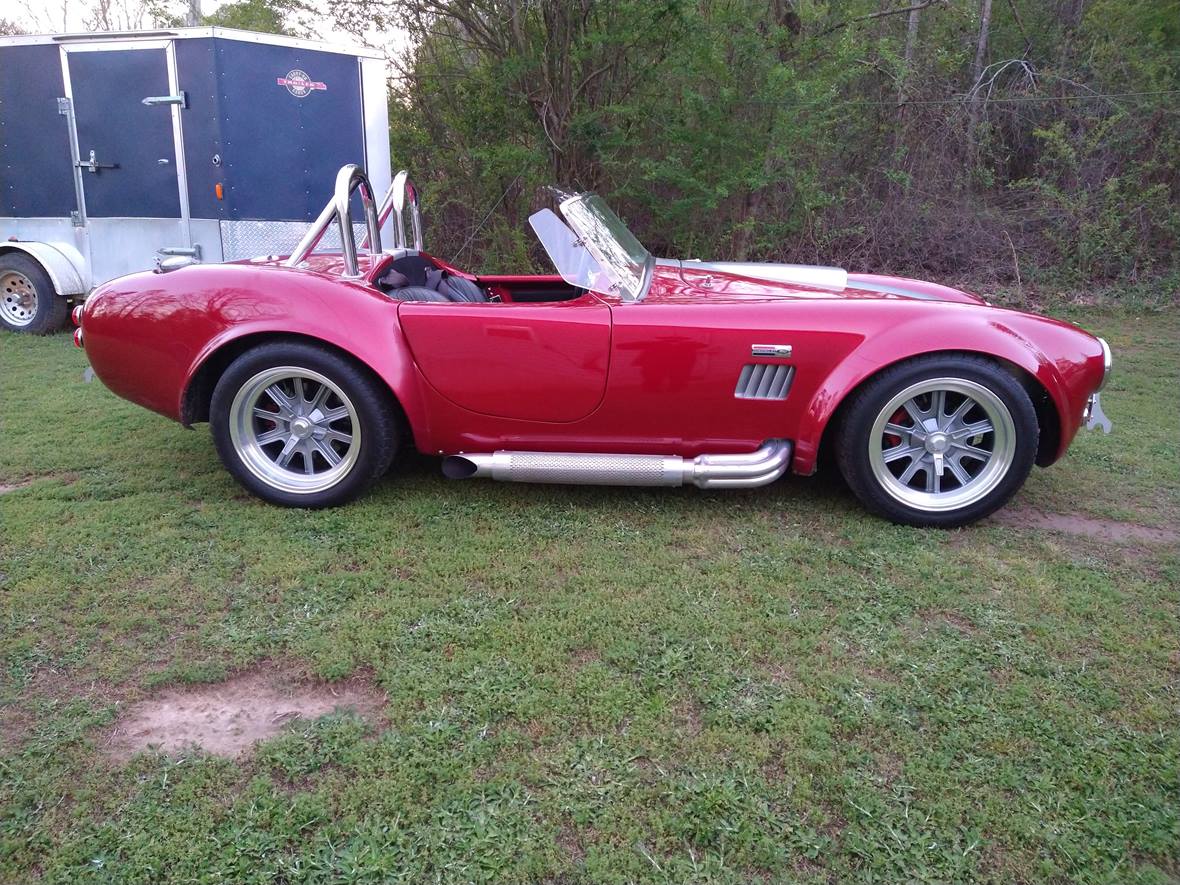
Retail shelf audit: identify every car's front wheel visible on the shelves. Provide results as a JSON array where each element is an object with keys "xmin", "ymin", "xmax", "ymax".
[
  {"xmin": 210, "ymin": 342, "xmax": 397, "ymax": 507},
  {"xmin": 835, "ymin": 355, "xmax": 1039, "ymax": 527}
]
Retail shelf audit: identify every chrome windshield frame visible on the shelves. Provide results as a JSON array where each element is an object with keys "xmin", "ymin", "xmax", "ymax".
[{"xmin": 285, "ymin": 164, "xmax": 382, "ymax": 278}]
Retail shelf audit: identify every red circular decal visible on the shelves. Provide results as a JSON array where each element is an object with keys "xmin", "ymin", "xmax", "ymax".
[{"xmin": 277, "ymin": 70, "xmax": 326, "ymax": 98}]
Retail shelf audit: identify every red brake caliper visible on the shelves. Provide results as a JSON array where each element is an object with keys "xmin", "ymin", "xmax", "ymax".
[{"xmin": 884, "ymin": 407, "xmax": 908, "ymax": 446}]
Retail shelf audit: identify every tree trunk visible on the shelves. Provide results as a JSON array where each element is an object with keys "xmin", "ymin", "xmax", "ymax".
[
  {"xmin": 1057, "ymin": 0, "xmax": 1086, "ymax": 70},
  {"xmin": 892, "ymin": 4, "xmax": 921, "ymax": 161},
  {"xmin": 966, "ymin": 0, "xmax": 993, "ymax": 157},
  {"xmin": 896, "ymin": 5, "xmax": 921, "ymax": 108}
]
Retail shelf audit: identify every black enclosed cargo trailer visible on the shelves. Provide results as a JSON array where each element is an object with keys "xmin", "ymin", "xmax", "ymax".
[{"xmin": 0, "ymin": 27, "xmax": 391, "ymax": 332}]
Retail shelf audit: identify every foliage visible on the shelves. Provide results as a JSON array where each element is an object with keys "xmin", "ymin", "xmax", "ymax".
[
  {"xmin": 350, "ymin": 0, "xmax": 1179, "ymax": 284},
  {"xmin": 144, "ymin": 0, "xmax": 312, "ymax": 34},
  {"xmin": 201, "ymin": 0, "xmax": 315, "ymax": 36},
  {"xmin": 1, "ymin": 308, "xmax": 1178, "ymax": 881}
]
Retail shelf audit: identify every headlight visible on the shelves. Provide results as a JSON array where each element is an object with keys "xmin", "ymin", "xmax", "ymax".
[{"xmin": 1097, "ymin": 337, "xmax": 1112, "ymax": 390}]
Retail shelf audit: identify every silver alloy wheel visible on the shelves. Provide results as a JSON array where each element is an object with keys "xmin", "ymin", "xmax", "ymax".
[
  {"xmin": 1, "ymin": 270, "xmax": 38, "ymax": 327},
  {"xmin": 228, "ymin": 366, "xmax": 362, "ymax": 494},
  {"xmin": 867, "ymin": 377, "xmax": 1017, "ymax": 512}
]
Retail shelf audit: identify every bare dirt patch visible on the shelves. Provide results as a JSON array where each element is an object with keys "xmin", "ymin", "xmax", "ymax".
[
  {"xmin": 557, "ymin": 823, "xmax": 587, "ymax": 864},
  {"xmin": 673, "ymin": 696, "xmax": 704, "ymax": 736},
  {"xmin": 0, "ymin": 472, "xmax": 79, "ymax": 495},
  {"xmin": 104, "ymin": 668, "xmax": 385, "ymax": 762},
  {"xmin": 936, "ymin": 611, "xmax": 977, "ymax": 634},
  {"xmin": 570, "ymin": 646, "xmax": 602, "ymax": 668},
  {"xmin": 992, "ymin": 508, "xmax": 1179, "ymax": 545}
]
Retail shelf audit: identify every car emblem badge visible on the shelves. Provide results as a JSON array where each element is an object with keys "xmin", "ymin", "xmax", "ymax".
[{"xmin": 751, "ymin": 344, "xmax": 792, "ymax": 358}]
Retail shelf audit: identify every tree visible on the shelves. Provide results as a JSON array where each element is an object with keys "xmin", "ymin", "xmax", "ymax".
[
  {"xmin": 966, "ymin": 0, "xmax": 994, "ymax": 152},
  {"xmin": 333, "ymin": 0, "xmax": 1178, "ymax": 283},
  {"xmin": 202, "ymin": 0, "xmax": 314, "ymax": 36},
  {"xmin": 897, "ymin": 3, "xmax": 922, "ymax": 108},
  {"xmin": 82, "ymin": 0, "xmax": 155, "ymax": 30}
]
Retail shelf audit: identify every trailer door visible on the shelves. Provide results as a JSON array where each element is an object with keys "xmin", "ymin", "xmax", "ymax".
[{"xmin": 63, "ymin": 42, "xmax": 191, "ymax": 281}]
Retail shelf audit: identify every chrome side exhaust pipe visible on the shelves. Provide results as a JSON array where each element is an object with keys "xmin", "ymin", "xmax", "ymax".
[{"xmin": 442, "ymin": 440, "xmax": 791, "ymax": 490}]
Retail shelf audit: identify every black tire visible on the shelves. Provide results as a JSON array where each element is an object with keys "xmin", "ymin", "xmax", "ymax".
[
  {"xmin": 209, "ymin": 341, "xmax": 398, "ymax": 508},
  {"xmin": 0, "ymin": 253, "xmax": 69, "ymax": 334},
  {"xmin": 835, "ymin": 354, "xmax": 1039, "ymax": 528}
]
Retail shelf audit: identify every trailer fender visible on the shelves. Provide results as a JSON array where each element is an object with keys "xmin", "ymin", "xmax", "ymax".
[{"xmin": 0, "ymin": 241, "xmax": 87, "ymax": 296}]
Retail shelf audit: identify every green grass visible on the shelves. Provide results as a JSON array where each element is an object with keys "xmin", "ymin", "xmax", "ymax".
[{"xmin": 1, "ymin": 308, "xmax": 1177, "ymax": 884}]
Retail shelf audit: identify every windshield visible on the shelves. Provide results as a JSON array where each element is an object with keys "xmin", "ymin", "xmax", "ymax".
[
  {"xmin": 529, "ymin": 193, "xmax": 652, "ymax": 301},
  {"xmin": 528, "ymin": 209, "xmax": 615, "ymax": 293}
]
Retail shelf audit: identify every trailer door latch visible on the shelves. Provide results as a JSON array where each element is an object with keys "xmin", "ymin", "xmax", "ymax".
[
  {"xmin": 77, "ymin": 150, "xmax": 118, "ymax": 174},
  {"xmin": 142, "ymin": 92, "xmax": 188, "ymax": 108},
  {"xmin": 158, "ymin": 245, "xmax": 202, "ymax": 259}
]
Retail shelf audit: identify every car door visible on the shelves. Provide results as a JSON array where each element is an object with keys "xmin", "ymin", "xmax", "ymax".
[{"xmin": 397, "ymin": 297, "xmax": 612, "ymax": 423}]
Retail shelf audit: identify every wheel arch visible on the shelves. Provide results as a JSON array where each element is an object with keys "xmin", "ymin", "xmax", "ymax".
[
  {"xmin": 809, "ymin": 349, "xmax": 1062, "ymax": 474},
  {"xmin": 0, "ymin": 242, "xmax": 88, "ymax": 296},
  {"xmin": 181, "ymin": 330, "xmax": 419, "ymax": 449}
]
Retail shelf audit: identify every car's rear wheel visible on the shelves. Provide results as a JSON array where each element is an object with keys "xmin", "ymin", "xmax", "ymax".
[
  {"xmin": 210, "ymin": 342, "xmax": 397, "ymax": 507},
  {"xmin": 0, "ymin": 254, "xmax": 68, "ymax": 334},
  {"xmin": 836, "ymin": 355, "xmax": 1038, "ymax": 527}
]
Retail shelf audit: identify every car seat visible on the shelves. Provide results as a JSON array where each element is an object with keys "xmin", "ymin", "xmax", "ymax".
[{"xmin": 379, "ymin": 256, "xmax": 487, "ymax": 303}]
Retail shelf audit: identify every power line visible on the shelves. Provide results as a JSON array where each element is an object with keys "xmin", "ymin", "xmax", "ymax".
[
  {"xmin": 456, "ymin": 170, "xmax": 526, "ymax": 264},
  {"xmin": 730, "ymin": 89, "xmax": 1180, "ymax": 108},
  {"xmin": 393, "ymin": 76, "xmax": 1180, "ymax": 109}
]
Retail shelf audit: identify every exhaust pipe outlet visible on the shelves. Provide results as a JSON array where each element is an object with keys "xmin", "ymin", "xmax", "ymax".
[{"xmin": 442, "ymin": 440, "xmax": 791, "ymax": 490}]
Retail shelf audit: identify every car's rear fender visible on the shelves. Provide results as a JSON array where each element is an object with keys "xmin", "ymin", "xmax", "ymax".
[
  {"xmin": 793, "ymin": 310, "xmax": 1101, "ymax": 475},
  {"xmin": 181, "ymin": 330, "xmax": 419, "ymax": 445},
  {"xmin": 83, "ymin": 264, "xmax": 431, "ymax": 449},
  {"xmin": 181, "ymin": 323, "xmax": 429, "ymax": 453}
]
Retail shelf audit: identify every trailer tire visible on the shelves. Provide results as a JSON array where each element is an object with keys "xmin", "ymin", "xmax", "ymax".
[{"xmin": 0, "ymin": 254, "xmax": 68, "ymax": 334}]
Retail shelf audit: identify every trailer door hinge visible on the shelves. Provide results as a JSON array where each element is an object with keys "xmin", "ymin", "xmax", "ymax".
[{"xmin": 142, "ymin": 92, "xmax": 188, "ymax": 108}]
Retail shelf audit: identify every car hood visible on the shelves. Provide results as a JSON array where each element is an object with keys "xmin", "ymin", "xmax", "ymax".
[{"xmin": 670, "ymin": 261, "xmax": 985, "ymax": 305}]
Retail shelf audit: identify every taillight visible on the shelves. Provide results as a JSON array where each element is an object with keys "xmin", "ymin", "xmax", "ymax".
[
  {"xmin": 73, "ymin": 327, "xmax": 84, "ymax": 348},
  {"xmin": 72, "ymin": 305, "xmax": 84, "ymax": 327}
]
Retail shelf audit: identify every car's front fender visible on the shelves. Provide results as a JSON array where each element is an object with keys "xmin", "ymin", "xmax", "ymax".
[{"xmin": 791, "ymin": 306, "xmax": 1106, "ymax": 474}]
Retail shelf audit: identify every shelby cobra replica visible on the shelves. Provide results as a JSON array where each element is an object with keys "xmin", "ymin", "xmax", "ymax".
[{"xmin": 76, "ymin": 165, "xmax": 1112, "ymax": 527}]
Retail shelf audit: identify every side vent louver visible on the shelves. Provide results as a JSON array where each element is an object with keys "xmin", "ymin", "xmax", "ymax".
[{"xmin": 735, "ymin": 363, "xmax": 795, "ymax": 400}]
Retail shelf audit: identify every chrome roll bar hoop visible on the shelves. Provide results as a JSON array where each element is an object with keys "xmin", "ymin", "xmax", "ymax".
[
  {"xmin": 285, "ymin": 164, "xmax": 382, "ymax": 278},
  {"xmin": 363, "ymin": 169, "xmax": 422, "ymax": 251}
]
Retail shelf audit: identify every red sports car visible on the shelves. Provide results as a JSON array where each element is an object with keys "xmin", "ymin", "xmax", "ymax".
[{"xmin": 76, "ymin": 165, "xmax": 1112, "ymax": 527}]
